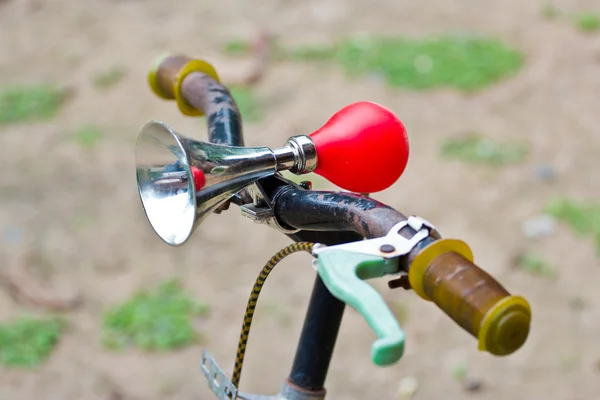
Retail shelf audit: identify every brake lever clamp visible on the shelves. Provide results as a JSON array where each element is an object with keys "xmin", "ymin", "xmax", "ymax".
[{"xmin": 312, "ymin": 215, "xmax": 439, "ymax": 263}]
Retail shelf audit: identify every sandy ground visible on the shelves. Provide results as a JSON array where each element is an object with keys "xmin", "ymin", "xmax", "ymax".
[{"xmin": 1, "ymin": 0, "xmax": 600, "ymax": 399}]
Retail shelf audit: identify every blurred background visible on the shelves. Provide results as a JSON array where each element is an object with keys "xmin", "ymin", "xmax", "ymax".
[{"xmin": 1, "ymin": 0, "xmax": 600, "ymax": 399}]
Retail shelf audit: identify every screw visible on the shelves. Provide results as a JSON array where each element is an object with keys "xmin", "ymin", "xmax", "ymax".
[
  {"xmin": 299, "ymin": 181, "xmax": 312, "ymax": 190},
  {"xmin": 380, "ymin": 244, "xmax": 395, "ymax": 253},
  {"xmin": 388, "ymin": 275, "xmax": 411, "ymax": 290}
]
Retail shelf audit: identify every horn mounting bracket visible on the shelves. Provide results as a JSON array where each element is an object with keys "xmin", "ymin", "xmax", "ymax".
[{"xmin": 239, "ymin": 174, "xmax": 302, "ymax": 234}]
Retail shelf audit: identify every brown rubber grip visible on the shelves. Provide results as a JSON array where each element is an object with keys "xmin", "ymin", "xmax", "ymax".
[
  {"xmin": 422, "ymin": 252, "xmax": 531, "ymax": 356},
  {"xmin": 153, "ymin": 54, "xmax": 193, "ymax": 99}
]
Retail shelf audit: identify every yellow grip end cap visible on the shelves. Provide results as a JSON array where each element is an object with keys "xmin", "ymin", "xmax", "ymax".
[{"xmin": 478, "ymin": 295, "xmax": 531, "ymax": 356}]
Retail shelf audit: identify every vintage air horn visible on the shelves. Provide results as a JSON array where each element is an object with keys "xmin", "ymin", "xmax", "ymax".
[{"xmin": 135, "ymin": 101, "xmax": 410, "ymax": 246}]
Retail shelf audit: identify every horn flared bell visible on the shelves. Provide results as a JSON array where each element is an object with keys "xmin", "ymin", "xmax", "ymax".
[{"xmin": 135, "ymin": 121, "xmax": 296, "ymax": 246}]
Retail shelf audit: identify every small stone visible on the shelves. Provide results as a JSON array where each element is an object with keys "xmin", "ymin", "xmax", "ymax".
[
  {"xmin": 398, "ymin": 376, "xmax": 419, "ymax": 400},
  {"xmin": 464, "ymin": 377, "xmax": 484, "ymax": 392},
  {"xmin": 521, "ymin": 214, "xmax": 556, "ymax": 239},
  {"xmin": 534, "ymin": 164, "xmax": 557, "ymax": 182},
  {"xmin": 569, "ymin": 296, "xmax": 587, "ymax": 311}
]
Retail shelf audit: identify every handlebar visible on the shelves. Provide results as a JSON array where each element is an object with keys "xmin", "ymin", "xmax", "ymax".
[
  {"xmin": 148, "ymin": 54, "xmax": 244, "ymax": 146},
  {"xmin": 288, "ymin": 190, "xmax": 531, "ymax": 362},
  {"xmin": 142, "ymin": 53, "xmax": 532, "ymax": 370}
]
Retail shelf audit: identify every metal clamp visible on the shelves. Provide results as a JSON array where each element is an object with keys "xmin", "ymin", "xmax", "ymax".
[
  {"xmin": 406, "ymin": 215, "xmax": 441, "ymax": 239},
  {"xmin": 239, "ymin": 181, "xmax": 301, "ymax": 234},
  {"xmin": 201, "ymin": 349, "xmax": 238, "ymax": 400},
  {"xmin": 312, "ymin": 216, "xmax": 439, "ymax": 260}
]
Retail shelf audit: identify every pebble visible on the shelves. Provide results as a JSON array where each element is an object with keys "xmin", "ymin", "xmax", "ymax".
[
  {"xmin": 568, "ymin": 296, "xmax": 587, "ymax": 311},
  {"xmin": 521, "ymin": 214, "xmax": 556, "ymax": 239},
  {"xmin": 398, "ymin": 376, "xmax": 419, "ymax": 400},
  {"xmin": 464, "ymin": 377, "xmax": 484, "ymax": 392},
  {"xmin": 534, "ymin": 164, "xmax": 557, "ymax": 182}
]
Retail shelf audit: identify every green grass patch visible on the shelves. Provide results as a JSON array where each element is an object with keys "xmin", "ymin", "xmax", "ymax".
[
  {"xmin": 516, "ymin": 252, "xmax": 557, "ymax": 279},
  {"xmin": 0, "ymin": 316, "xmax": 64, "ymax": 367},
  {"xmin": 230, "ymin": 87, "xmax": 262, "ymax": 122},
  {"xmin": 222, "ymin": 40, "xmax": 253, "ymax": 55},
  {"xmin": 450, "ymin": 361, "xmax": 468, "ymax": 381},
  {"xmin": 335, "ymin": 35, "xmax": 523, "ymax": 91},
  {"xmin": 221, "ymin": 35, "xmax": 523, "ymax": 91},
  {"xmin": 574, "ymin": 13, "xmax": 600, "ymax": 33},
  {"xmin": 439, "ymin": 133, "xmax": 529, "ymax": 166},
  {"xmin": 73, "ymin": 125, "xmax": 103, "ymax": 149},
  {"xmin": 290, "ymin": 37, "xmax": 522, "ymax": 90},
  {"xmin": 545, "ymin": 198, "xmax": 600, "ymax": 255},
  {"xmin": 279, "ymin": 44, "xmax": 338, "ymax": 62},
  {"xmin": 92, "ymin": 66, "xmax": 127, "ymax": 89},
  {"xmin": 0, "ymin": 85, "xmax": 69, "ymax": 125},
  {"xmin": 102, "ymin": 279, "xmax": 209, "ymax": 351}
]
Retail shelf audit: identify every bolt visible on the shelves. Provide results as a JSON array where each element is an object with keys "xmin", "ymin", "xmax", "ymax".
[
  {"xmin": 388, "ymin": 275, "xmax": 411, "ymax": 290},
  {"xmin": 299, "ymin": 181, "xmax": 312, "ymax": 190},
  {"xmin": 380, "ymin": 244, "xmax": 395, "ymax": 253}
]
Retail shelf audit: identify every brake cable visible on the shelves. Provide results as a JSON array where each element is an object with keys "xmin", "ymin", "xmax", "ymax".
[{"xmin": 231, "ymin": 241, "xmax": 315, "ymax": 390}]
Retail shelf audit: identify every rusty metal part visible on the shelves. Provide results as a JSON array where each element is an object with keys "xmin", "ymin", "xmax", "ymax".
[
  {"xmin": 237, "ymin": 377, "xmax": 326, "ymax": 400},
  {"xmin": 421, "ymin": 252, "xmax": 511, "ymax": 338},
  {"xmin": 281, "ymin": 377, "xmax": 326, "ymax": 400},
  {"xmin": 153, "ymin": 55, "xmax": 244, "ymax": 146},
  {"xmin": 273, "ymin": 188, "xmax": 436, "ymax": 270},
  {"xmin": 180, "ymin": 72, "xmax": 244, "ymax": 145},
  {"xmin": 388, "ymin": 275, "xmax": 411, "ymax": 290}
]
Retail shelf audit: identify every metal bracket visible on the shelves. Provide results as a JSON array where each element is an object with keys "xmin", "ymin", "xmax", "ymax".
[
  {"xmin": 201, "ymin": 349, "xmax": 238, "ymax": 400},
  {"xmin": 237, "ymin": 380, "xmax": 326, "ymax": 400},
  {"xmin": 407, "ymin": 215, "xmax": 442, "ymax": 240},
  {"xmin": 312, "ymin": 215, "xmax": 440, "ymax": 263},
  {"xmin": 239, "ymin": 178, "xmax": 301, "ymax": 234}
]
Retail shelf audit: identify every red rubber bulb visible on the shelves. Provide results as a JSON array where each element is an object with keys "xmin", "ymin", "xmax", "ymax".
[
  {"xmin": 309, "ymin": 101, "xmax": 410, "ymax": 193},
  {"xmin": 190, "ymin": 166, "xmax": 206, "ymax": 190}
]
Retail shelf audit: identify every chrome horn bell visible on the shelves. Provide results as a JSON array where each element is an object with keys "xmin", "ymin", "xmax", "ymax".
[{"xmin": 135, "ymin": 121, "xmax": 316, "ymax": 246}]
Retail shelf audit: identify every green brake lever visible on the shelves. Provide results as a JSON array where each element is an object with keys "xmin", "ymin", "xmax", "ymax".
[
  {"xmin": 313, "ymin": 217, "xmax": 437, "ymax": 366},
  {"xmin": 316, "ymin": 249, "xmax": 404, "ymax": 366}
]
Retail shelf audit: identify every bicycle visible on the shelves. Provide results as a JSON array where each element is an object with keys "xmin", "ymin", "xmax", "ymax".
[{"xmin": 134, "ymin": 54, "xmax": 532, "ymax": 400}]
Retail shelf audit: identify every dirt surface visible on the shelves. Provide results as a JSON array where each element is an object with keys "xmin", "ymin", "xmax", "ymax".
[{"xmin": 1, "ymin": 0, "xmax": 600, "ymax": 399}]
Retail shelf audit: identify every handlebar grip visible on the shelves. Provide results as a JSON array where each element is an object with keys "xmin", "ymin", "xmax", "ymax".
[
  {"xmin": 147, "ymin": 54, "xmax": 221, "ymax": 117},
  {"xmin": 409, "ymin": 239, "xmax": 531, "ymax": 356}
]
